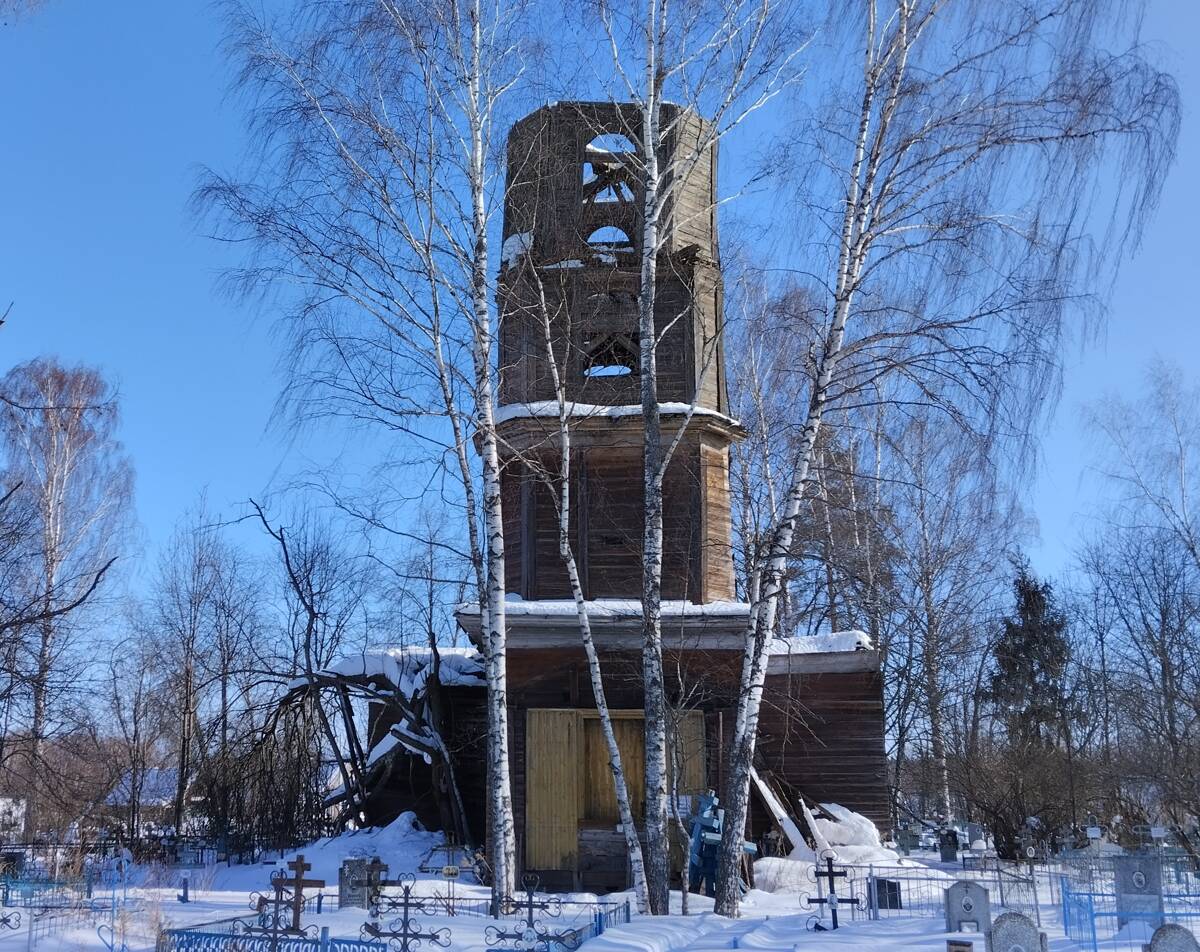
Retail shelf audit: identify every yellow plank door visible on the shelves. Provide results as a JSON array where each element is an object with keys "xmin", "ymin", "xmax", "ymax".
[{"xmin": 525, "ymin": 709, "xmax": 581, "ymax": 871}]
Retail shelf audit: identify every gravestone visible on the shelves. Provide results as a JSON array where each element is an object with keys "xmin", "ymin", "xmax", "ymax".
[
  {"xmin": 940, "ymin": 829, "xmax": 959, "ymax": 863},
  {"xmin": 1150, "ymin": 923, "xmax": 1200, "ymax": 952},
  {"xmin": 967, "ymin": 823, "xmax": 984, "ymax": 845},
  {"xmin": 897, "ymin": 829, "xmax": 920, "ymax": 855},
  {"xmin": 945, "ymin": 881, "xmax": 991, "ymax": 934},
  {"xmin": 340, "ymin": 858, "xmax": 370, "ymax": 909},
  {"xmin": 1114, "ymin": 854, "xmax": 1164, "ymax": 928},
  {"xmin": 987, "ymin": 911, "xmax": 1046, "ymax": 952}
]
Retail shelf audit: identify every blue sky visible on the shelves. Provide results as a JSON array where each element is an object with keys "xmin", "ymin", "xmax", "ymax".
[{"xmin": 0, "ymin": 0, "xmax": 1196, "ymax": 588}]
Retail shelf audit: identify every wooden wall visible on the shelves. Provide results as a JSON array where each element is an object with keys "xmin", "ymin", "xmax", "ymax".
[
  {"xmin": 500, "ymin": 438, "xmax": 733, "ymax": 603},
  {"xmin": 429, "ymin": 646, "xmax": 889, "ymax": 890}
]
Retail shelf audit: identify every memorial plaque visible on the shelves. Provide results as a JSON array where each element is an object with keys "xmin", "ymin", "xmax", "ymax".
[{"xmin": 339, "ymin": 858, "xmax": 369, "ymax": 909}]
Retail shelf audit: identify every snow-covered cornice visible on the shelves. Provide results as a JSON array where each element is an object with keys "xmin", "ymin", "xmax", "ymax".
[{"xmin": 494, "ymin": 400, "xmax": 740, "ymax": 429}]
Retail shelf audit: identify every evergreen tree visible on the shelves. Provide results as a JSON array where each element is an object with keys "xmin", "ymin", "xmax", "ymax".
[{"xmin": 988, "ymin": 561, "xmax": 1072, "ymax": 747}]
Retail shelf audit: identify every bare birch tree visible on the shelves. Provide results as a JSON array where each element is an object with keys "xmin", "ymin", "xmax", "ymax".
[
  {"xmin": 509, "ymin": 269, "xmax": 651, "ymax": 909},
  {"xmin": 200, "ymin": 0, "xmax": 529, "ymax": 898},
  {"xmin": 0, "ymin": 358, "xmax": 131, "ymax": 838},
  {"xmin": 592, "ymin": 0, "xmax": 800, "ymax": 911},
  {"xmin": 714, "ymin": 0, "xmax": 1178, "ymax": 914}
]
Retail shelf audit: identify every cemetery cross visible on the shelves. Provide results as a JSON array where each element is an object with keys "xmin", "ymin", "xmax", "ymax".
[
  {"xmin": 485, "ymin": 875, "xmax": 580, "ymax": 951},
  {"xmin": 804, "ymin": 852, "xmax": 861, "ymax": 930},
  {"xmin": 360, "ymin": 874, "xmax": 451, "ymax": 952}
]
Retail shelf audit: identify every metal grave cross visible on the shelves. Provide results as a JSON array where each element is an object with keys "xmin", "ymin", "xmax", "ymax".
[
  {"xmin": 0, "ymin": 911, "xmax": 19, "ymax": 931},
  {"xmin": 360, "ymin": 874, "xmax": 450, "ymax": 952},
  {"xmin": 485, "ymin": 875, "xmax": 580, "ymax": 951},
  {"xmin": 804, "ymin": 852, "xmax": 860, "ymax": 931}
]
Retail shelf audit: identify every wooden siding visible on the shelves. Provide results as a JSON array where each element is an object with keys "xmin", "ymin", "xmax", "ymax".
[{"xmin": 699, "ymin": 441, "xmax": 735, "ymax": 601}]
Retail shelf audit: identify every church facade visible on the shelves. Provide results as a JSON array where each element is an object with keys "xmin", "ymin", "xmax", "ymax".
[{"xmin": 447, "ymin": 102, "xmax": 889, "ymax": 892}]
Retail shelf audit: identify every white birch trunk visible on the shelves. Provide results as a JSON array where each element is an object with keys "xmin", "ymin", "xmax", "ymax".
[
  {"xmin": 638, "ymin": 57, "xmax": 672, "ymax": 914},
  {"xmin": 464, "ymin": 0, "xmax": 515, "ymax": 901},
  {"xmin": 534, "ymin": 276, "xmax": 652, "ymax": 911},
  {"xmin": 712, "ymin": 7, "xmax": 895, "ymax": 911}
]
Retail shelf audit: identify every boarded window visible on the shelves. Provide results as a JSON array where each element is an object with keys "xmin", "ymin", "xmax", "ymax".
[
  {"xmin": 525, "ymin": 709, "xmax": 581, "ymax": 870},
  {"xmin": 526, "ymin": 708, "xmax": 706, "ymax": 869}
]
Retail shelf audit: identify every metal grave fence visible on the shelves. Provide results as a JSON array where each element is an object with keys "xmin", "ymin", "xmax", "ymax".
[
  {"xmin": 157, "ymin": 931, "xmax": 387, "ymax": 952},
  {"xmin": 834, "ymin": 861, "xmax": 1040, "ymax": 925},
  {"xmin": 1059, "ymin": 874, "xmax": 1200, "ymax": 952}
]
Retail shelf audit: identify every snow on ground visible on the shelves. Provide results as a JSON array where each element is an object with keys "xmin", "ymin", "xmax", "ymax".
[{"xmin": 0, "ymin": 816, "xmax": 1108, "ymax": 952}]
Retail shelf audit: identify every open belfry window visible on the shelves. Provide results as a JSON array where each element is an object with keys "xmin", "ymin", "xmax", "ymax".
[
  {"xmin": 581, "ymin": 289, "xmax": 639, "ymax": 379},
  {"xmin": 582, "ymin": 332, "xmax": 638, "ymax": 378},
  {"xmin": 582, "ymin": 133, "xmax": 638, "ymax": 206}
]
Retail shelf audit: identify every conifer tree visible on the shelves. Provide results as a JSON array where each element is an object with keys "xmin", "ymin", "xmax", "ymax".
[{"xmin": 988, "ymin": 562, "xmax": 1072, "ymax": 748}]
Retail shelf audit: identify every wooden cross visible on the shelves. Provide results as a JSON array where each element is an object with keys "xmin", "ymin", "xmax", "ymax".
[
  {"xmin": 803, "ymin": 853, "xmax": 860, "ymax": 931},
  {"xmin": 361, "ymin": 875, "xmax": 450, "ymax": 952},
  {"xmin": 279, "ymin": 854, "xmax": 326, "ymax": 932},
  {"xmin": 245, "ymin": 853, "xmax": 325, "ymax": 946}
]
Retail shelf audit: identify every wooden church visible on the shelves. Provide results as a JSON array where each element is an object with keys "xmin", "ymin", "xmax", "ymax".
[{"xmin": 438, "ymin": 102, "xmax": 888, "ymax": 892}]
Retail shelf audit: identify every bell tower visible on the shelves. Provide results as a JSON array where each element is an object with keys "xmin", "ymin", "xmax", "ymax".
[{"xmin": 493, "ymin": 101, "xmax": 743, "ymax": 606}]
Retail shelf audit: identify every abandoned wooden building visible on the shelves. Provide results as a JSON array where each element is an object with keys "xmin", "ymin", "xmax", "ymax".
[{"xmin": 368, "ymin": 101, "xmax": 888, "ymax": 892}]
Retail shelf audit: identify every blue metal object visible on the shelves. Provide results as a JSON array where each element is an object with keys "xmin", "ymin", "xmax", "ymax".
[
  {"xmin": 160, "ymin": 929, "xmax": 387, "ymax": 952},
  {"xmin": 687, "ymin": 793, "xmax": 756, "ymax": 897},
  {"xmin": 178, "ymin": 876, "xmax": 190, "ymax": 904}
]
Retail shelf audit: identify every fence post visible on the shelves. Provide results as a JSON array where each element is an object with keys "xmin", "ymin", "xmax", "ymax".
[
  {"xmin": 1031, "ymin": 868, "xmax": 1040, "ymax": 928},
  {"xmin": 868, "ymin": 865, "xmax": 877, "ymax": 921},
  {"xmin": 320, "ymin": 925, "xmax": 330, "ymax": 952}
]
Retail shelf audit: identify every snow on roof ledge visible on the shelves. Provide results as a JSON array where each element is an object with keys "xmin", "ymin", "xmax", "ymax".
[
  {"xmin": 767, "ymin": 630, "xmax": 874, "ymax": 655},
  {"xmin": 456, "ymin": 597, "xmax": 752, "ymax": 618},
  {"xmin": 310, "ymin": 646, "xmax": 485, "ymax": 694},
  {"xmin": 494, "ymin": 401, "xmax": 741, "ymax": 430}
]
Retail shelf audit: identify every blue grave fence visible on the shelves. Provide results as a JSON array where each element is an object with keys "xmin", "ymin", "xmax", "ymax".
[
  {"xmin": 1058, "ymin": 875, "xmax": 1200, "ymax": 952},
  {"xmin": 156, "ymin": 931, "xmax": 387, "ymax": 952}
]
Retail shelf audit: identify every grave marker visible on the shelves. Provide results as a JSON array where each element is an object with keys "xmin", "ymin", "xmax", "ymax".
[
  {"xmin": 339, "ymin": 858, "xmax": 370, "ymax": 909},
  {"xmin": 245, "ymin": 853, "xmax": 326, "ymax": 942},
  {"xmin": 940, "ymin": 829, "xmax": 959, "ymax": 863},
  {"xmin": 803, "ymin": 852, "xmax": 860, "ymax": 930},
  {"xmin": 361, "ymin": 875, "xmax": 451, "ymax": 952},
  {"xmin": 987, "ymin": 911, "xmax": 1045, "ymax": 952},
  {"xmin": 944, "ymin": 881, "xmax": 990, "ymax": 934},
  {"xmin": 485, "ymin": 875, "xmax": 580, "ymax": 951},
  {"xmin": 1150, "ymin": 923, "xmax": 1200, "ymax": 952},
  {"xmin": 1114, "ymin": 854, "xmax": 1164, "ymax": 929}
]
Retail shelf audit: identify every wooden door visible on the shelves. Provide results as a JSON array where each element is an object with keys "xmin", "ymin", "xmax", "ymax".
[{"xmin": 525, "ymin": 709, "xmax": 581, "ymax": 870}]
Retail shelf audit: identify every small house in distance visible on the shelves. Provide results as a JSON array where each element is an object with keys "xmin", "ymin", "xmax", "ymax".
[{"xmin": 446, "ymin": 101, "xmax": 889, "ymax": 891}]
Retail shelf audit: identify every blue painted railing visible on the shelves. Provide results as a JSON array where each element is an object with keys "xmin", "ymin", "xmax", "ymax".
[
  {"xmin": 157, "ymin": 929, "xmax": 387, "ymax": 952},
  {"xmin": 1060, "ymin": 875, "xmax": 1098, "ymax": 952}
]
